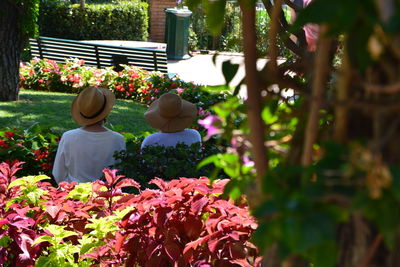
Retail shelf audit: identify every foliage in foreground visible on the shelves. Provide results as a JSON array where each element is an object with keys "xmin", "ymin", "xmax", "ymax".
[
  {"xmin": 0, "ymin": 161, "xmax": 260, "ymax": 266},
  {"xmin": 187, "ymin": 0, "xmax": 400, "ymax": 265}
]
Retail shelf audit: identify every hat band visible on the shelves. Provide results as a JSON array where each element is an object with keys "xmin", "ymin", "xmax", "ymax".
[{"xmin": 80, "ymin": 94, "xmax": 107, "ymax": 119}]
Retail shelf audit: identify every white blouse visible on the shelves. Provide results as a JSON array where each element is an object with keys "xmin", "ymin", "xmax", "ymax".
[
  {"xmin": 52, "ymin": 128, "xmax": 126, "ymax": 184},
  {"xmin": 141, "ymin": 129, "xmax": 201, "ymax": 149}
]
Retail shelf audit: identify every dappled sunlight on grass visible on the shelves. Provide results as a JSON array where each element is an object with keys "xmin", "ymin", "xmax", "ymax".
[{"xmin": 0, "ymin": 90, "xmax": 154, "ymax": 134}]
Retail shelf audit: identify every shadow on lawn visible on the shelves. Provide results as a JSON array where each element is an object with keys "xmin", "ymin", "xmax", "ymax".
[{"xmin": 0, "ymin": 91, "xmax": 153, "ymax": 134}]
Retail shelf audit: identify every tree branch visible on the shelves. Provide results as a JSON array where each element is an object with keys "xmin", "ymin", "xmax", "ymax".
[
  {"xmin": 334, "ymin": 45, "xmax": 351, "ymax": 143},
  {"xmin": 302, "ymin": 25, "xmax": 332, "ymax": 166},
  {"xmin": 239, "ymin": 0, "xmax": 268, "ymax": 192}
]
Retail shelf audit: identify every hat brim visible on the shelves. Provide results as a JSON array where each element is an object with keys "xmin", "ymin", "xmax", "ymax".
[
  {"xmin": 71, "ymin": 87, "xmax": 116, "ymax": 126},
  {"xmin": 144, "ymin": 98, "xmax": 197, "ymax": 133}
]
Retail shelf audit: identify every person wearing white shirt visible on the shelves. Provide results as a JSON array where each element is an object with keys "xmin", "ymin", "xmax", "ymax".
[{"xmin": 52, "ymin": 87, "xmax": 126, "ymax": 184}]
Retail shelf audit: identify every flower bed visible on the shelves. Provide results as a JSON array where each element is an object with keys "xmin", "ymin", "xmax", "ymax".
[
  {"xmin": 19, "ymin": 58, "xmax": 227, "ymax": 111},
  {"xmin": 0, "ymin": 125, "xmax": 59, "ymax": 177},
  {"xmin": 0, "ymin": 126, "xmax": 224, "ymax": 185},
  {"xmin": 0, "ymin": 161, "xmax": 260, "ymax": 266}
]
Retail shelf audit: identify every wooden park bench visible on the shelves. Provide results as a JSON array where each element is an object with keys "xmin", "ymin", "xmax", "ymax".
[{"xmin": 29, "ymin": 36, "xmax": 169, "ymax": 73}]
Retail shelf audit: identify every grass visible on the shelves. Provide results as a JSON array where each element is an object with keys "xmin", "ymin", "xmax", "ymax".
[{"xmin": 0, "ymin": 90, "xmax": 154, "ymax": 135}]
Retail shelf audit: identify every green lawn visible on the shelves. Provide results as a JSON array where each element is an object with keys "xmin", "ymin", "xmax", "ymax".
[{"xmin": 0, "ymin": 90, "xmax": 154, "ymax": 134}]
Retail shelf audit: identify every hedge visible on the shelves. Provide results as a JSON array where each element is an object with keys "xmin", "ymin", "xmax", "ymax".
[{"xmin": 38, "ymin": 0, "xmax": 148, "ymax": 41}]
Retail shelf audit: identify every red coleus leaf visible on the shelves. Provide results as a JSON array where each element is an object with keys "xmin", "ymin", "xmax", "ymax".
[
  {"xmin": 191, "ymin": 196, "xmax": 209, "ymax": 215},
  {"xmin": 16, "ymin": 232, "xmax": 35, "ymax": 263},
  {"xmin": 92, "ymin": 181, "xmax": 106, "ymax": 192},
  {"xmin": 193, "ymin": 260, "xmax": 213, "ymax": 267},
  {"xmin": 183, "ymin": 231, "xmax": 220, "ymax": 256},
  {"xmin": 103, "ymin": 168, "xmax": 119, "ymax": 185},
  {"xmin": 115, "ymin": 231, "xmax": 126, "ymax": 253},
  {"xmin": 116, "ymin": 194, "xmax": 137, "ymax": 206},
  {"xmin": 149, "ymin": 177, "xmax": 167, "ymax": 191},
  {"xmin": 154, "ymin": 207, "xmax": 172, "ymax": 227},
  {"xmin": 229, "ymin": 259, "xmax": 254, "ymax": 267},
  {"xmin": 228, "ymin": 242, "xmax": 246, "ymax": 260},
  {"xmin": 0, "ymin": 219, "xmax": 9, "ymax": 227},
  {"xmin": 164, "ymin": 237, "xmax": 181, "ymax": 262},
  {"xmin": 184, "ymin": 215, "xmax": 203, "ymax": 239},
  {"xmin": 115, "ymin": 178, "xmax": 140, "ymax": 191}
]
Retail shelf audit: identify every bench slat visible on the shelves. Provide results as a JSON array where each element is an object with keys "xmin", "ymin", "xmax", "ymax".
[{"xmin": 29, "ymin": 36, "xmax": 169, "ymax": 73}]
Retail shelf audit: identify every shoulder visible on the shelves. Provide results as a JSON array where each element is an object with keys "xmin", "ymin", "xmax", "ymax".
[
  {"xmin": 184, "ymin": 129, "xmax": 201, "ymax": 138},
  {"xmin": 61, "ymin": 128, "xmax": 81, "ymax": 139},
  {"xmin": 107, "ymin": 130, "xmax": 126, "ymax": 142}
]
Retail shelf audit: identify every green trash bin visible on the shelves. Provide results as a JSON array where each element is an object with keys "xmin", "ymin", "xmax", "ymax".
[{"xmin": 164, "ymin": 7, "xmax": 192, "ymax": 60}]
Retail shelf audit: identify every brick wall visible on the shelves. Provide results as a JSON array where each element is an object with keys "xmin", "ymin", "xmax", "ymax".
[{"xmin": 149, "ymin": 0, "xmax": 177, "ymax": 42}]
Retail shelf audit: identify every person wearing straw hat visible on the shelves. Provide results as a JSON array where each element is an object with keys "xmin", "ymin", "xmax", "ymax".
[
  {"xmin": 141, "ymin": 92, "xmax": 201, "ymax": 149},
  {"xmin": 52, "ymin": 87, "xmax": 126, "ymax": 184}
]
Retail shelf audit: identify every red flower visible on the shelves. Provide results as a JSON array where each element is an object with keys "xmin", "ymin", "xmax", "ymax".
[
  {"xmin": 41, "ymin": 162, "xmax": 53, "ymax": 171},
  {"xmin": 0, "ymin": 140, "xmax": 10, "ymax": 149},
  {"xmin": 4, "ymin": 131, "xmax": 14, "ymax": 139}
]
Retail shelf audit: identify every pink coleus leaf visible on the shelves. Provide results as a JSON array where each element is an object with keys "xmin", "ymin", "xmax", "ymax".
[
  {"xmin": 46, "ymin": 205, "xmax": 61, "ymax": 219},
  {"xmin": 191, "ymin": 196, "xmax": 209, "ymax": 215},
  {"xmin": 149, "ymin": 177, "xmax": 167, "ymax": 191}
]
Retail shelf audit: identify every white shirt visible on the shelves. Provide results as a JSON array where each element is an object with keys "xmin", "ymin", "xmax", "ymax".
[
  {"xmin": 52, "ymin": 128, "xmax": 126, "ymax": 184},
  {"xmin": 141, "ymin": 129, "xmax": 201, "ymax": 149}
]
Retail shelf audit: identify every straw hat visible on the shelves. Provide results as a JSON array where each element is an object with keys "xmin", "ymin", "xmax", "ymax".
[
  {"xmin": 144, "ymin": 93, "xmax": 197, "ymax": 133},
  {"xmin": 71, "ymin": 87, "xmax": 116, "ymax": 126}
]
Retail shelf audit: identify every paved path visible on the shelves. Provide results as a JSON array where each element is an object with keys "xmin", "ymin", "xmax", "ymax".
[{"xmin": 168, "ymin": 52, "xmax": 267, "ymax": 88}]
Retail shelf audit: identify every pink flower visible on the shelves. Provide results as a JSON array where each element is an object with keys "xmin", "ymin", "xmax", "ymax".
[
  {"xmin": 60, "ymin": 76, "xmax": 67, "ymax": 82},
  {"xmin": 78, "ymin": 59, "xmax": 85, "ymax": 65},
  {"xmin": 198, "ymin": 107, "xmax": 211, "ymax": 118},
  {"xmin": 198, "ymin": 115, "xmax": 223, "ymax": 139},
  {"xmin": 38, "ymin": 79, "xmax": 44, "ymax": 84},
  {"xmin": 176, "ymin": 88, "xmax": 184, "ymax": 94}
]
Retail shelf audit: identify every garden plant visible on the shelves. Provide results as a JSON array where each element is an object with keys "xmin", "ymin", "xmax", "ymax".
[{"xmin": 3, "ymin": 0, "xmax": 400, "ymax": 266}]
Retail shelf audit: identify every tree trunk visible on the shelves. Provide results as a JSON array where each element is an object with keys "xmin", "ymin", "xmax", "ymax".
[{"xmin": 0, "ymin": 1, "xmax": 23, "ymax": 101}]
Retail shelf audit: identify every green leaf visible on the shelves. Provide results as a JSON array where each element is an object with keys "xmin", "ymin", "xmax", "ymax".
[
  {"xmin": 307, "ymin": 241, "xmax": 336, "ymax": 267},
  {"xmin": 203, "ymin": 0, "xmax": 226, "ymax": 35},
  {"xmin": 8, "ymin": 178, "xmax": 28, "ymax": 189},
  {"xmin": 198, "ymin": 154, "xmax": 220, "ymax": 169},
  {"xmin": 223, "ymin": 180, "xmax": 243, "ymax": 200},
  {"xmin": 32, "ymin": 175, "xmax": 51, "ymax": 183},
  {"xmin": 222, "ymin": 60, "xmax": 239, "ymax": 85},
  {"xmin": 202, "ymin": 85, "xmax": 231, "ymax": 94},
  {"xmin": 262, "ymin": 106, "xmax": 278, "ymax": 124},
  {"xmin": 33, "ymin": 235, "xmax": 53, "ymax": 245}
]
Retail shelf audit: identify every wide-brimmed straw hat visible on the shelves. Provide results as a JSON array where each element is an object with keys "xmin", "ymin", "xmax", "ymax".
[
  {"xmin": 71, "ymin": 87, "xmax": 116, "ymax": 126},
  {"xmin": 144, "ymin": 93, "xmax": 197, "ymax": 133}
]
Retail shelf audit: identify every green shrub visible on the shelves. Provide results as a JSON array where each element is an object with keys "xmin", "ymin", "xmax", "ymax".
[
  {"xmin": 113, "ymin": 134, "xmax": 226, "ymax": 187},
  {"xmin": 38, "ymin": 0, "xmax": 148, "ymax": 41},
  {"xmin": 190, "ymin": 3, "xmax": 292, "ymax": 57}
]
